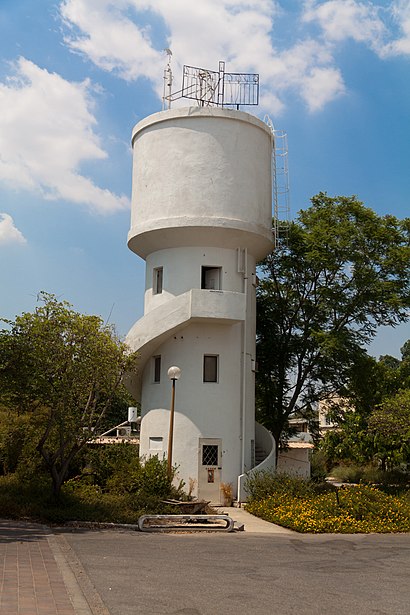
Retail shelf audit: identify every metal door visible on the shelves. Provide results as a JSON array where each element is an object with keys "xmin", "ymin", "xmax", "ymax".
[{"xmin": 198, "ymin": 438, "xmax": 222, "ymax": 503}]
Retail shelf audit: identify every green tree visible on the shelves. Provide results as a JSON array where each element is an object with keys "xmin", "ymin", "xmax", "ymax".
[
  {"xmin": 0, "ymin": 293, "xmax": 138, "ymax": 498},
  {"xmin": 256, "ymin": 193, "xmax": 410, "ymax": 452},
  {"xmin": 368, "ymin": 389, "xmax": 410, "ymax": 469},
  {"xmin": 321, "ymin": 343, "xmax": 410, "ymax": 468}
]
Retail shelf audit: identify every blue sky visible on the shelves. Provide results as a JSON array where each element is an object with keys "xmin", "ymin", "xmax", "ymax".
[{"xmin": 0, "ymin": 0, "xmax": 409, "ymax": 358}]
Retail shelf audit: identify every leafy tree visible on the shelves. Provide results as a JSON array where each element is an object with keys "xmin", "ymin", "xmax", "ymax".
[
  {"xmin": 256, "ymin": 193, "xmax": 410, "ymax": 453},
  {"xmin": 321, "ymin": 340, "xmax": 410, "ymax": 468},
  {"xmin": 368, "ymin": 389, "xmax": 410, "ymax": 469},
  {"xmin": 0, "ymin": 293, "xmax": 138, "ymax": 498}
]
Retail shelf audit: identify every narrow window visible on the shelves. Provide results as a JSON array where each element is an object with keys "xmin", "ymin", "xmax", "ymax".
[
  {"xmin": 203, "ymin": 355, "xmax": 218, "ymax": 383},
  {"xmin": 153, "ymin": 267, "xmax": 163, "ymax": 294},
  {"xmin": 149, "ymin": 437, "xmax": 163, "ymax": 450},
  {"xmin": 201, "ymin": 266, "xmax": 221, "ymax": 290},
  {"xmin": 153, "ymin": 355, "xmax": 161, "ymax": 383}
]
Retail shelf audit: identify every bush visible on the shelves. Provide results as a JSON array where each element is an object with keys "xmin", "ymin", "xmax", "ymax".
[
  {"xmin": 83, "ymin": 443, "xmax": 140, "ymax": 488},
  {"xmin": 245, "ymin": 470, "xmax": 313, "ymax": 502},
  {"xmin": 310, "ymin": 450, "xmax": 328, "ymax": 482},
  {"xmin": 329, "ymin": 463, "xmax": 410, "ymax": 488},
  {"xmin": 0, "ymin": 468, "xmax": 182, "ymax": 524},
  {"xmin": 0, "ymin": 444, "xmax": 187, "ymax": 524},
  {"xmin": 246, "ymin": 484, "xmax": 410, "ymax": 533},
  {"xmin": 0, "ymin": 411, "xmax": 32, "ymax": 475},
  {"xmin": 329, "ymin": 463, "xmax": 364, "ymax": 483}
]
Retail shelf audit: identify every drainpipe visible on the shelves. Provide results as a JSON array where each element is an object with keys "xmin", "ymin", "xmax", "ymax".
[{"xmin": 241, "ymin": 248, "xmax": 248, "ymax": 475}]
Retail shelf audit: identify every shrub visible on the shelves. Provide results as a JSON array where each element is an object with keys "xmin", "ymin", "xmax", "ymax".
[
  {"xmin": 329, "ymin": 463, "xmax": 364, "ymax": 483},
  {"xmin": 310, "ymin": 450, "xmax": 328, "ymax": 482},
  {"xmin": 0, "ymin": 411, "xmax": 32, "ymax": 475},
  {"xmin": 84, "ymin": 443, "xmax": 140, "ymax": 488},
  {"xmin": 329, "ymin": 463, "xmax": 410, "ymax": 489},
  {"xmin": 246, "ymin": 484, "xmax": 410, "ymax": 533},
  {"xmin": 0, "ymin": 468, "xmax": 181, "ymax": 524},
  {"xmin": 245, "ymin": 470, "xmax": 313, "ymax": 502},
  {"xmin": 107, "ymin": 455, "xmax": 171, "ymax": 496}
]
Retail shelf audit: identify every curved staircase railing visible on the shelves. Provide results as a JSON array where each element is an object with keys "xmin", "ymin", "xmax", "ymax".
[{"xmin": 237, "ymin": 422, "xmax": 276, "ymax": 503}]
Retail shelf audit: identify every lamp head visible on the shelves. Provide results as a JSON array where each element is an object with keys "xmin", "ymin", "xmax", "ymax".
[{"xmin": 167, "ymin": 366, "xmax": 181, "ymax": 381}]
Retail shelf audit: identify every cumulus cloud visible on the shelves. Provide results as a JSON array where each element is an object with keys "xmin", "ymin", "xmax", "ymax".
[
  {"xmin": 60, "ymin": 0, "xmax": 164, "ymax": 81},
  {"xmin": 0, "ymin": 213, "xmax": 27, "ymax": 246},
  {"xmin": 0, "ymin": 57, "xmax": 129, "ymax": 213},
  {"xmin": 383, "ymin": 1, "xmax": 410, "ymax": 56},
  {"xmin": 59, "ymin": 0, "xmax": 345, "ymax": 112},
  {"xmin": 303, "ymin": 0, "xmax": 387, "ymax": 49},
  {"xmin": 303, "ymin": 0, "xmax": 410, "ymax": 59},
  {"xmin": 60, "ymin": 0, "xmax": 410, "ymax": 113}
]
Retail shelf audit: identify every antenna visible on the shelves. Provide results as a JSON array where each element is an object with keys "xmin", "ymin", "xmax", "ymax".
[
  {"xmin": 162, "ymin": 49, "xmax": 173, "ymax": 111},
  {"xmin": 163, "ymin": 61, "xmax": 259, "ymax": 110},
  {"xmin": 264, "ymin": 115, "xmax": 290, "ymax": 247}
]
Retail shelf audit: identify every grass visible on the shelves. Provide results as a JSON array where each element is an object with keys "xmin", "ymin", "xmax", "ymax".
[{"xmin": 246, "ymin": 482, "xmax": 410, "ymax": 533}]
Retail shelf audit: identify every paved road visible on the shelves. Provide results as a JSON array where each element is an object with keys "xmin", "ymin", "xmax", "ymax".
[{"xmin": 60, "ymin": 529, "xmax": 410, "ymax": 615}]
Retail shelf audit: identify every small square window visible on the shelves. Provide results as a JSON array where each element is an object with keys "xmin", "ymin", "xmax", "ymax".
[
  {"xmin": 203, "ymin": 355, "xmax": 218, "ymax": 383},
  {"xmin": 153, "ymin": 267, "xmax": 163, "ymax": 294},
  {"xmin": 149, "ymin": 437, "xmax": 163, "ymax": 450},
  {"xmin": 201, "ymin": 266, "xmax": 221, "ymax": 290},
  {"xmin": 153, "ymin": 356, "xmax": 161, "ymax": 383}
]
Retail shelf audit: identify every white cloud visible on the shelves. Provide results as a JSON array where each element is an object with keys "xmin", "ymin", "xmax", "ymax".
[
  {"xmin": 60, "ymin": 0, "xmax": 164, "ymax": 81},
  {"xmin": 303, "ymin": 0, "xmax": 410, "ymax": 59},
  {"xmin": 0, "ymin": 57, "xmax": 129, "ymax": 213},
  {"xmin": 0, "ymin": 213, "xmax": 27, "ymax": 246},
  {"xmin": 303, "ymin": 1, "xmax": 387, "ymax": 49},
  {"xmin": 300, "ymin": 66, "xmax": 345, "ymax": 111},
  {"xmin": 58, "ymin": 0, "xmax": 410, "ymax": 113},
  {"xmin": 59, "ymin": 0, "xmax": 346, "ymax": 112},
  {"xmin": 383, "ymin": 1, "xmax": 410, "ymax": 57}
]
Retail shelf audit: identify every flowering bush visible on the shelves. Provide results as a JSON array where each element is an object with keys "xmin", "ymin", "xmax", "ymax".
[{"xmin": 246, "ymin": 484, "xmax": 410, "ymax": 533}]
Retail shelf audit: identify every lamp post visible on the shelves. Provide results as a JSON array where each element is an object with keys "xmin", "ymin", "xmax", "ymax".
[{"xmin": 167, "ymin": 365, "xmax": 181, "ymax": 479}]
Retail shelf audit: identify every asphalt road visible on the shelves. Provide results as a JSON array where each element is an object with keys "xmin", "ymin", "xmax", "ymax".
[{"xmin": 60, "ymin": 530, "xmax": 410, "ymax": 615}]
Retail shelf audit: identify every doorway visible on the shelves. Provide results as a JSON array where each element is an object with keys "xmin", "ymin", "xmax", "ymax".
[{"xmin": 198, "ymin": 438, "xmax": 222, "ymax": 503}]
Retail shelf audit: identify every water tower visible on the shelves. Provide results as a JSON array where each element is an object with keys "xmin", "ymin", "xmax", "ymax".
[{"xmin": 126, "ymin": 62, "xmax": 282, "ymax": 502}]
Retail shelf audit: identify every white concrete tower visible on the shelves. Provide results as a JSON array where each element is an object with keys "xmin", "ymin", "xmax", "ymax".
[{"xmin": 126, "ymin": 106, "xmax": 275, "ymax": 502}]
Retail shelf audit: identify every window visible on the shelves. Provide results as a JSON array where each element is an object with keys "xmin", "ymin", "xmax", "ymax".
[
  {"xmin": 203, "ymin": 355, "xmax": 218, "ymax": 382},
  {"xmin": 201, "ymin": 266, "xmax": 221, "ymax": 290},
  {"xmin": 202, "ymin": 444, "xmax": 219, "ymax": 466},
  {"xmin": 153, "ymin": 267, "xmax": 163, "ymax": 294},
  {"xmin": 149, "ymin": 437, "xmax": 163, "ymax": 450},
  {"xmin": 153, "ymin": 355, "xmax": 161, "ymax": 383}
]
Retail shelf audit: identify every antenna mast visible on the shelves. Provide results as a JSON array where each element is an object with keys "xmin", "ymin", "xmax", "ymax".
[
  {"xmin": 162, "ymin": 49, "xmax": 173, "ymax": 110},
  {"xmin": 162, "ymin": 60, "xmax": 259, "ymax": 110}
]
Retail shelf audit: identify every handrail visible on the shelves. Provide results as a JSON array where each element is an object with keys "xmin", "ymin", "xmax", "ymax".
[{"xmin": 237, "ymin": 422, "xmax": 276, "ymax": 502}]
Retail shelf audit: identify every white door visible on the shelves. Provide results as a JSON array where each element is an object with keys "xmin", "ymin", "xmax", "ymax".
[{"xmin": 198, "ymin": 438, "xmax": 222, "ymax": 504}]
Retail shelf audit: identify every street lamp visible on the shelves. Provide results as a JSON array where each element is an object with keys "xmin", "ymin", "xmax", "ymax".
[{"xmin": 167, "ymin": 365, "xmax": 181, "ymax": 479}]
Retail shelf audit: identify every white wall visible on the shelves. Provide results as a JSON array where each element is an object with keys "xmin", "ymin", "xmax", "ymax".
[
  {"xmin": 128, "ymin": 107, "xmax": 273, "ymax": 260},
  {"xmin": 277, "ymin": 449, "xmax": 311, "ymax": 478},
  {"xmin": 140, "ymin": 322, "xmax": 244, "ymax": 491},
  {"xmin": 144, "ymin": 246, "xmax": 246, "ymax": 313}
]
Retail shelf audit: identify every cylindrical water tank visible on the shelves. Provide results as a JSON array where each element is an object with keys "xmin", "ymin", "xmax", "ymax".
[{"xmin": 128, "ymin": 107, "xmax": 273, "ymax": 260}]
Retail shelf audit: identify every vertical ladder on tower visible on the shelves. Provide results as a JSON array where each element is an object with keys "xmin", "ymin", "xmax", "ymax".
[{"xmin": 264, "ymin": 116, "xmax": 290, "ymax": 246}]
